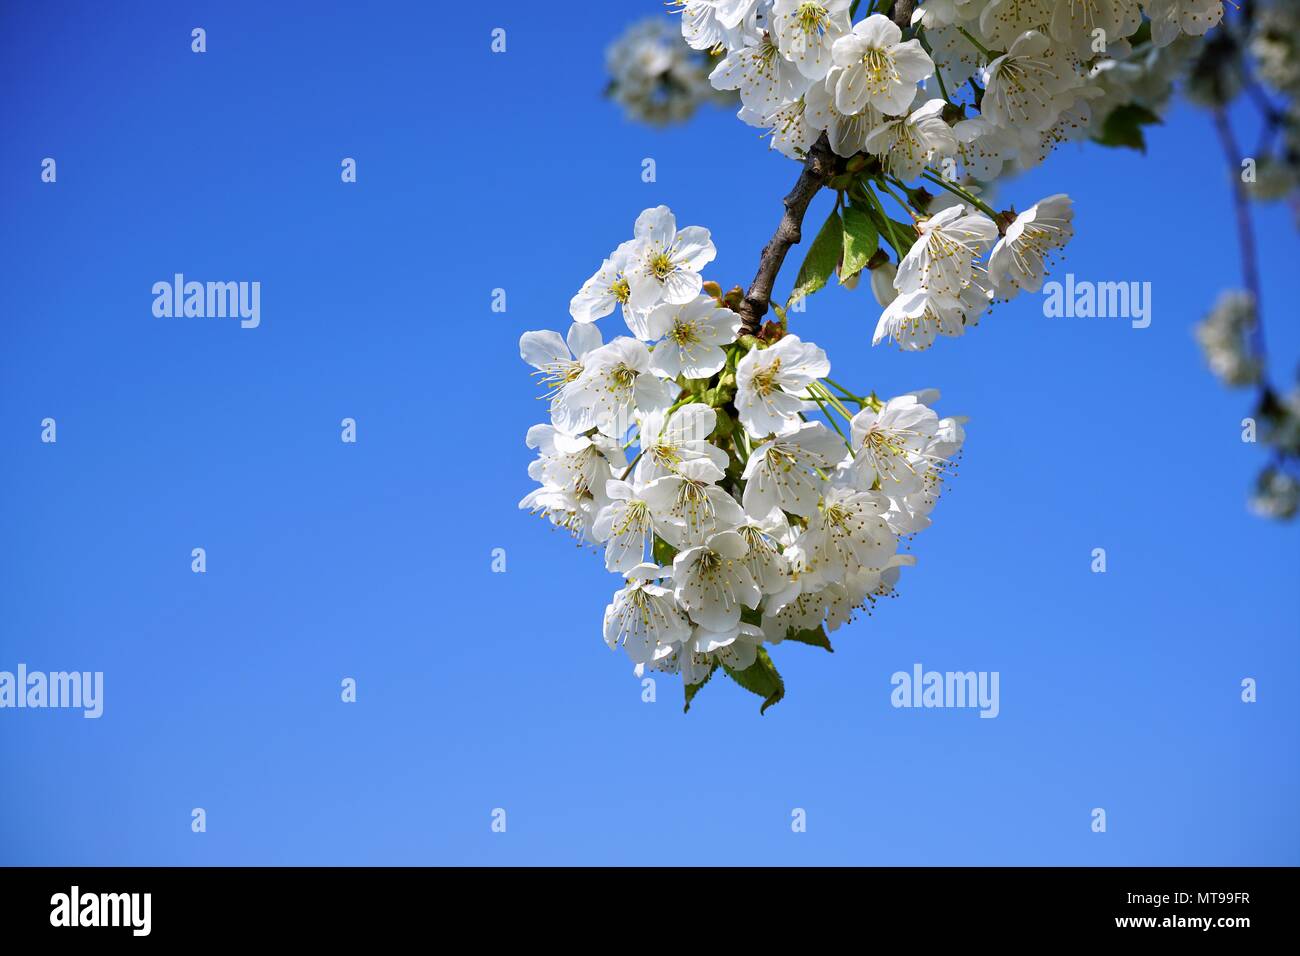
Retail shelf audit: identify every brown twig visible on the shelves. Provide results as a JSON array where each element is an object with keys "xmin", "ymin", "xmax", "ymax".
[
  {"xmin": 736, "ymin": 133, "xmax": 841, "ymax": 336},
  {"xmin": 890, "ymin": 0, "xmax": 916, "ymax": 30}
]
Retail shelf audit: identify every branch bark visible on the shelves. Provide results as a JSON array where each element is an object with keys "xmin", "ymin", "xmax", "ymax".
[
  {"xmin": 736, "ymin": 133, "xmax": 841, "ymax": 336},
  {"xmin": 891, "ymin": 0, "xmax": 916, "ymax": 29}
]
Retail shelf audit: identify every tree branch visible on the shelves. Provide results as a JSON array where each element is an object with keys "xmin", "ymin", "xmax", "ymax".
[
  {"xmin": 736, "ymin": 133, "xmax": 841, "ymax": 336},
  {"xmin": 891, "ymin": 1, "xmax": 916, "ymax": 29}
]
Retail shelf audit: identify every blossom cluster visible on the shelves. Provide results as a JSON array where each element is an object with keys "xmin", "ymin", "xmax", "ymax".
[
  {"xmin": 672, "ymin": 1, "xmax": 1185, "ymax": 350},
  {"xmin": 520, "ymin": 206, "xmax": 966, "ymax": 710}
]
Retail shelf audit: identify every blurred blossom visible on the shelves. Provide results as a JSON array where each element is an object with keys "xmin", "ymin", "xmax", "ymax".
[
  {"xmin": 1194, "ymin": 290, "xmax": 1260, "ymax": 388},
  {"xmin": 605, "ymin": 18, "xmax": 726, "ymax": 126}
]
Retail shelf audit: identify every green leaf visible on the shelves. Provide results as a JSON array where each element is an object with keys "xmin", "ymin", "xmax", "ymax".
[
  {"xmin": 1093, "ymin": 103, "xmax": 1161, "ymax": 153},
  {"xmin": 785, "ymin": 625, "xmax": 833, "ymax": 653},
  {"xmin": 684, "ymin": 661, "xmax": 717, "ymax": 713},
  {"xmin": 652, "ymin": 536, "xmax": 678, "ymax": 567},
  {"xmin": 722, "ymin": 647, "xmax": 785, "ymax": 714},
  {"xmin": 789, "ymin": 208, "xmax": 843, "ymax": 306},
  {"xmin": 839, "ymin": 204, "xmax": 878, "ymax": 283}
]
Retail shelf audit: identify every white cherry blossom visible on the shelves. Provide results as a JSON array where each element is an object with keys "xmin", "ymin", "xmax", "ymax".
[
  {"xmin": 634, "ymin": 403, "xmax": 730, "ymax": 486},
  {"xmin": 563, "ymin": 337, "xmax": 680, "ymax": 439},
  {"xmin": 980, "ymin": 30, "xmax": 1082, "ymax": 132},
  {"xmin": 627, "ymin": 205, "xmax": 718, "ymax": 310},
  {"xmin": 642, "ymin": 457, "xmax": 747, "ymax": 549},
  {"xmin": 895, "ymin": 205, "xmax": 999, "ymax": 298},
  {"xmin": 741, "ymin": 420, "xmax": 845, "ymax": 517},
  {"xmin": 864, "ymin": 97, "xmax": 958, "ymax": 180},
  {"xmin": 672, "ymin": 530, "xmax": 762, "ymax": 630},
  {"xmin": 647, "ymin": 295, "xmax": 743, "ymax": 378},
  {"xmin": 830, "ymin": 13, "xmax": 935, "ymax": 116},
  {"xmin": 604, "ymin": 564, "xmax": 693, "ymax": 665},
  {"xmin": 735, "ymin": 334, "xmax": 831, "ymax": 437},
  {"xmin": 772, "ymin": 0, "xmax": 853, "ymax": 80},
  {"xmin": 519, "ymin": 322, "xmax": 603, "ymax": 434},
  {"xmin": 986, "ymin": 193, "xmax": 1074, "ymax": 297}
]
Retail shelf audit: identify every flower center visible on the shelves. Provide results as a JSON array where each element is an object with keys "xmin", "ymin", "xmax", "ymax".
[
  {"xmin": 796, "ymin": 2, "xmax": 828, "ymax": 34},
  {"xmin": 609, "ymin": 276, "xmax": 631, "ymax": 303},
  {"xmin": 669, "ymin": 319, "xmax": 701, "ymax": 347},
  {"xmin": 751, "ymin": 356, "xmax": 783, "ymax": 395},
  {"xmin": 650, "ymin": 251, "xmax": 676, "ymax": 280},
  {"xmin": 860, "ymin": 47, "xmax": 899, "ymax": 95},
  {"xmin": 610, "ymin": 363, "xmax": 638, "ymax": 392}
]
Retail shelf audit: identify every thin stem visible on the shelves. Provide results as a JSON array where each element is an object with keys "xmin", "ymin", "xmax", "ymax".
[
  {"xmin": 876, "ymin": 179, "xmax": 919, "ymax": 221},
  {"xmin": 862, "ymin": 183, "xmax": 913, "ymax": 257},
  {"xmin": 956, "ymin": 26, "xmax": 995, "ymax": 61},
  {"xmin": 807, "ymin": 392, "xmax": 851, "ymax": 446},
  {"xmin": 822, "ymin": 377, "xmax": 864, "ymax": 401},
  {"xmin": 620, "ymin": 448, "xmax": 645, "ymax": 482},
  {"xmin": 921, "ymin": 169, "xmax": 1000, "ymax": 220}
]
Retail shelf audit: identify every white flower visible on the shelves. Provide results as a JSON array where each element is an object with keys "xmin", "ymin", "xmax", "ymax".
[
  {"xmin": 1012, "ymin": 85, "xmax": 1102, "ymax": 171},
  {"xmin": 735, "ymin": 334, "xmax": 831, "ymax": 437},
  {"xmin": 986, "ymin": 193, "xmax": 1074, "ymax": 297},
  {"xmin": 634, "ymin": 402, "xmax": 730, "ymax": 486},
  {"xmin": 519, "ymin": 322, "xmax": 603, "ymax": 434},
  {"xmin": 647, "ymin": 295, "xmax": 742, "ymax": 378},
  {"xmin": 804, "ymin": 71, "xmax": 881, "ymax": 156},
  {"xmin": 869, "ymin": 260, "xmax": 899, "ymax": 307},
  {"xmin": 714, "ymin": 0, "xmax": 767, "ymax": 31},
  {"xmin": 519, "ymin": 426, "xmax": 626, "ymax": 541},
  {"xmin": 1049, "ymin": 0, "xmax": 1141, "ymax": 59},
  {"xmin": 849, "ymin": 394, "xmax": 941, "ymax": 494},
  {"xmin": 570, "ymin": 239, "xmax": 649, "ymax": 335},
  {"xmin": 864, "ymin": 98, "xmax": 958, "ymax": 180},
  {"xmin": 672, "ymin": 530, "xmax": 762, "ymax": 630},
  {"xmin": 895, "ymin": 205, "xmax": 998, "ymax": 298},
  {"xmin": 830, "ymin": 14, "xmax": 935, "ymax": 116},
  {"xmin": 1250, "ymin": 468, "xmax": 1300, "ymax": 521},
  {"xmin": 736, "ymin": 510, "xmax": 793, "ymax": 594},
  {"xmin": 924, "ymin": 22, "xmax": 987, "ymax": 89},
  {"xmin": 604, "ymin": 564, "xmax": 692, "ymax": 665},
  {"xmin": 796, "ymin": 485, "xmax": 899, "ymax": 586},
  {"xmin": 978, "ymin": 0, "xmax": 1052, "ymax": 48},
  {"xmin": 592, "ymin": 479, "xmax": 656, "ymax": 573},
  {"xmin": 642, "ymin": 457, "xmax": 747, "ymax": 549},
  {"xmin": 824, "ymin": 555, "xmax": 915, "ymax": 631},
  {"xmin": 626, "ymin": 206, "xmax": 718, "ymax": 310},
  {"xmin": 684, "ymin": 621, "xmax": 766, "ymax": 681},
  {"xmin": 1194, "ymin": 290, "xmax": 1260, "ymax": 387},
  {"xmin": 563, "ymin": 337, "xmax": 680, "ymax": 439},
  {"xmin": 980, "ymin": 31, "xmax": 1082, "ymax": 132},
  {"xmin": 951, "ymin": 116, "xmax": 1019, "ymax": 180},
  {"xmin": 760, "ymin": 578, "xmax": 829, "ymax": 642},
  {"xmin": 607, "ymin": 18, "xmax": 716, "ymax": 126},
  {"xmin": 872, "ymin": 280, "xmax": 991, "ymax": 350},
  {"xmin": 742, "ymin": 420, "xmax": 845, "ymax": 518},
  {"xmin": 772, "ymin": 0, "xmax": 853, "ymax": 80},
  {"xmin": 1144, "ymin": 0, "xmax": 1222, "ymax": 46},
  {"xmin": 710, "ymin": 32, "xmax": 812, "ymax": 111},
  {"xmin": 738, "ymin": 95, "xmax": 820, "ymax": 159},
  {"xmin": 915, "ymin": 0, "xmax": 982, "ymax": 29},
  {"xmin": 681, "ymin": 0, "xmax": 749, "ymax": 52}
]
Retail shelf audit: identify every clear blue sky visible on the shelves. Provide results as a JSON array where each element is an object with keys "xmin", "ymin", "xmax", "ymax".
[{"xmin": 1, "ymin": 1, "xmax": 1296, "ymax": 866}]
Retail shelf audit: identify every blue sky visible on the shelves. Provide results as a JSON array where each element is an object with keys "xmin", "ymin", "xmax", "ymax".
[{"xmin": 1, "ymin": 1, "xmax": 1296, "ymax": 866}]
